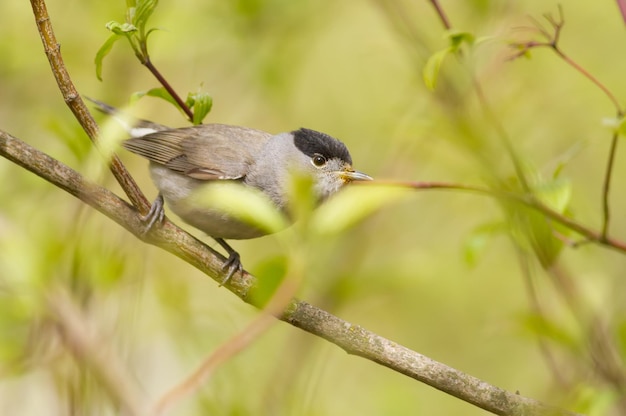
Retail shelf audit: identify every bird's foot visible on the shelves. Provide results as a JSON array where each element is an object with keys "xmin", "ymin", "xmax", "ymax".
[
  {"xmin": 216, "ymin": 238, "xmax": 243, "ymax": 285},
  {"xmin": 140, "ymin": 194, "xmax": 165, "ymax": 235}
]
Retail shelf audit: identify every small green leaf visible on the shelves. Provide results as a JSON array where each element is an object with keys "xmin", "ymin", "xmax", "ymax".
[
  {"xmin": 105, "ymin": 21, "xmax": 137, "ymax": 35},
  {"xmin": 134, "ymin": 0, "xmax": 159, "ymax": 30},
  {"xmin": 311, "ymin": 185, "xmax": 410, "ymax": 236},
  {"xmin": 423, "ymin": 47, "xmax": 451, "ymax": 91},
  {"xmin": 131, "ymin": 87, "xmax": 177, "ymax": 107},
  {"xmin": 445, "ymin": 29, "xmax": 475, "ymax": 50},
  {"xmin": 187, "ymin": 92, "xmax": 213, "ymax": 125},
  {"xmin": 463, "ymin": 222, "xmax": 506, "ymax": 267},
  {"xmin": 534, "ymin": 177, "xmax": 572, "ymax": 214},
  {"xmin": 94, "ymin": 33, "xmax": 122, "ymax": 81}
]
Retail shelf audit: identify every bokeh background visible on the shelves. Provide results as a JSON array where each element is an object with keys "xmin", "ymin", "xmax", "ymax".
[{"xmin": 2, "ymin": 1, "xmax": 626, "ymax": 415}]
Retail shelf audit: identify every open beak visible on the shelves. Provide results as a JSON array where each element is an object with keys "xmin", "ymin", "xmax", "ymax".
[{"xmin": 339, "ymin": 169, "xmax": 373, "ymax": 182}]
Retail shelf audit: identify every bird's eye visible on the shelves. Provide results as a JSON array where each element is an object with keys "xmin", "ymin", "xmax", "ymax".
[{"xmin": 312, "ymin": 154, "xmax": 327, "ymax": 167}]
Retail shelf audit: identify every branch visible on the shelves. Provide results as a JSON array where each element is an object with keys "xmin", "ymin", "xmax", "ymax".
[
  {"xmin": 370, "ymin": 181, "xmax": 626, "ymax": 254},
  {"xmin": 0, "ymin": 129, "xmax": 580, "ymax": 416},
  {"xmin": 508, "ymin": 6, "xmax": 623, "ymax": 245},
  {"xmin": 30, "ymin": 0, "xmax": 150, "ymax": 213}
]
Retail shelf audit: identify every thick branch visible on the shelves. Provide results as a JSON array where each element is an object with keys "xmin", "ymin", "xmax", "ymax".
[{"xmin": 0, "ymin": 130, "xmax": 579, "ymax": 416}]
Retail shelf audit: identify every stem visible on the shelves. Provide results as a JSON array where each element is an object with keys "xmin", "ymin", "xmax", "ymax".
[
  {"xmin": 429, "ymin": 0, "xmax": 452, "ymax": 30},
  {"xmin": 601, "ymin": 132, "xmax": 620, "ymax": 239},
  {"xmin": 552, "ymin": 46, "xmax": 623, "ymax": 114},
  {"xmin": 142, "ymin": 58, "xmax": 195, "ymax": 122},
  {"xmin": 364, "ymin": 180, "xmax": 626, "ymax": 253}
]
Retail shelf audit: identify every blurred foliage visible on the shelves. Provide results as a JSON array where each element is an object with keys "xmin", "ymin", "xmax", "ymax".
[{"xmin": 2, "ymin": 0, "xmax": 626, "ymax": 415}]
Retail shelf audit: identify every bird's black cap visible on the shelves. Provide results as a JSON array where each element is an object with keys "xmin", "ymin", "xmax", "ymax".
[{"xmin": 292, "ymin": 128, "xmax": 352, "ymax": 165}]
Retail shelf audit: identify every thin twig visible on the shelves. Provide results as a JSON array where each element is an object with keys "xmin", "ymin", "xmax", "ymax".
[
  {"xmin": 0, "ymin": 130, "xmax": 581, "ymax": 416},
  {"xmin": 142, "ymin": 58, "xmax": 195, "ymax": 122},
  {"xmin": 509, "ymin": 6, "xmax": 624, "ymax": 245},
  {"xmin": 510, "ymin": 6, "xmax": 623, "ymax": 114},
  {"xmin": 363, "ymin": 180, "xmax": 626, "ymax": 253},
  {"xmin": 429, "ymin": 0, "xmax": 452, "ymax": 30},
  {"xmin": 428, "ymin": 0, "xmax": 531, "ymax": 192},
  {"xmin": 29, "ymin": 0, "xmax": 149, "ymax": 213},
  {"xmin": 601, "ymin": 132, "xmax": 619, "ymax": 240}
]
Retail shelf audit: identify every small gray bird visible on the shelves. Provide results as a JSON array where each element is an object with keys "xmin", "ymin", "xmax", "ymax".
[{"xmin": 91, "ymin": 100, "xmax": 372, "ymax": 282}]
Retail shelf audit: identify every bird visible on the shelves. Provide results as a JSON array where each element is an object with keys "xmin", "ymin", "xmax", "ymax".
[{"xmin": 90, "ymin": 99, "xmax": 372, "ymax": 283}]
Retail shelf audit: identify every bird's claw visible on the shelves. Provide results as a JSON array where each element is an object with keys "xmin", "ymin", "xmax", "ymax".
[
  {"xmin": 215, "ymin": 238, "xmax": 244, "ymax": 286},
  {"xmin": 220, "ymin": 251, "xmax": 243, "ymax": 286},
  {"xmin": 140, "ymin": 194, "xmax": 165, "ymax": 236}
]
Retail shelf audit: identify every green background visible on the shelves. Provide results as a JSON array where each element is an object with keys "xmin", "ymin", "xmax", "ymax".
[{"xmin": 1, "ymin": 1, "xmax": 626, "ymax": 415}]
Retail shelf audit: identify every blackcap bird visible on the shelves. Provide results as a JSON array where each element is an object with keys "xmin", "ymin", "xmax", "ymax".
[{"xmin": 91, "ymin": 100, "xmax": 372, "ymax": 283}]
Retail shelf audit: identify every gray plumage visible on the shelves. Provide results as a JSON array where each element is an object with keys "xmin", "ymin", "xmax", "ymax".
[{"xmin": 88, "ymin": 98, "xmax": 371, "ymax": 241}]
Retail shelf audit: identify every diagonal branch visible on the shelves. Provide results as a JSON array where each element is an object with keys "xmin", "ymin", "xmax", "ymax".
[
  {"xmin": 30, "ymin": 0, "xmax": 150, "ymax": 213},
  {"xmin": 0, "ymin": 129, "xmax": 580, "ymax": 416}
]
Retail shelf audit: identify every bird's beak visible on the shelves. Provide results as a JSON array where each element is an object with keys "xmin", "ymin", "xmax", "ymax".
[{"xmin": 339, "ymin": 169, "xmax": 373, "ymax": 182}]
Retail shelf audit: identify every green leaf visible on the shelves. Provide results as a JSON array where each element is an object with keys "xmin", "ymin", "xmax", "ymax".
[
  {"xmin": 311, "ymin": 185, "xmax": 410, "ymax": 236},
  {"xmin": 520, "ymin": 312, "xmax": 578, "ymax": 349},
  {"xmin": 131, "ymin": 87, "xmax": 177, "ymax": 107},
  {"xmin": 249, "ymin": 255, "xmax": 289, "ymax": 307},
  {"xmin": 423, "ymin": 47, "xmax": 451, "ymax": 91},
  {"xmin": 191, "ymin": 182, "xmax": 289, "ymax": 235},
  {"xmin": 94, "ymin": 33, "xmax": 122, "ymax": 81},
  {"xmin": 134, "ymin": 0, "xmax": 159, "ymax": 30},
  {"xmin": 105, "ymin": 21, "xmax": 137, "ymax": 35},
  {"xmin": 463, "ymin": 222, "xmax": 506, "ymax": 267},
  {"xmin": 445, "ymin": 29, "xmax": 475, "ymax": 50},
  {"xmin": 534, "ymin": 177, "xmax": 572, "ymax": 214},
  {"xmin": 187, "ymin": 92, "xmax": 213, "ymax": 125}
]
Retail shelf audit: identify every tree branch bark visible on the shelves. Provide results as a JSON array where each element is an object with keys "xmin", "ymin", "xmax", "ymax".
[{"xmin": 0, "ymin": 129, "xmax": 580, "ymax": 416}]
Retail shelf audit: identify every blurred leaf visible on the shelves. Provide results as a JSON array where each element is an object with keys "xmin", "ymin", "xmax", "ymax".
[
  {"xmin": 572, "ymin": 385, "xmax": 619, "ymax": 416},
  {"xmin": 192, "ymin": 182, "xmax": 289, "ymax": 235},
  {"xmin": 249, "ymin": 255, "xmax": 289, "ymax": 307},
  {"xmin": 520, "ymin": 312, "xmax": 578, "ymax": 350},
  {"xmin": 474, "ymin": 35, "xmax": 495, "ymax": 46},
  {"xmin": 602, "ymin": 115, "xmax": 626, "ymax": 136},
  {"xmin": 497, "ymin": 168, "xmax": 571, "ymax": 267},
  {"xmin": 423, "ymin": 47, "xmax": 451, "ymax": 91},
  {"xmin": 95, "ymin": 33, "xmax": 122, "ymax": 81},
  {"xmin": 186, "ymin": 91, "xmax": 213, "ymax": 125},
  {"xmin": 463, "ymin": 222, "xmax": 506, "ymax": 267},
  {"xmin": 287, "ymin": 171, "xmax": 317, "ymax": 226},
  {"xmin": 534, "ymin": 177, "xmax": 572, "ymax": 214},
  {"xmin": 445, "ymin": 29, "xmax": 475, "ymax": 50},
  {"xmin": 311, "ymin": 185, "xmax": 410, "ymax": 236}
]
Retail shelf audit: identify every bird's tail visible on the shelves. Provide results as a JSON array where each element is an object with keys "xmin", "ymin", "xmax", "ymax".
[{"xmin": 85, "ymin": 97, "xmax": 169, "ymax": 137}]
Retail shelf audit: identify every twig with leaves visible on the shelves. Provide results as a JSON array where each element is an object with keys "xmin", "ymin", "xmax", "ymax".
[{"xmin": 509, "ymin": 6, "xmax": 624, "ymax": 241}]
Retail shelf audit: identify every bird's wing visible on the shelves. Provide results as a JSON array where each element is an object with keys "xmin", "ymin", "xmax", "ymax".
[{"xmin": 123, "ymin": 124, "xmax": 272, "ymax": 181}]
